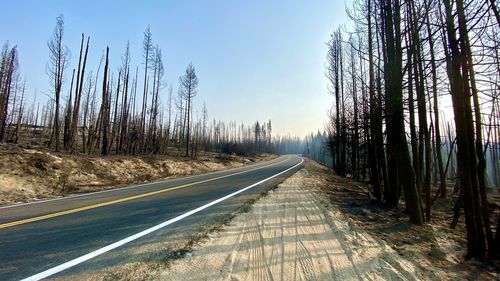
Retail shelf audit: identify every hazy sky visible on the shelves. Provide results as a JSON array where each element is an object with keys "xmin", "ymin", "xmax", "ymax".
[{"xmin": 0, "ymin": 1, "xmax": 350, "ymax": 138}]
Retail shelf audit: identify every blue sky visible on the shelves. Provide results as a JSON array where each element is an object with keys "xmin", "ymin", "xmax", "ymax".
[{"xmin": 0, "ymin": 0, "xmax": 350, "ymax": 137}]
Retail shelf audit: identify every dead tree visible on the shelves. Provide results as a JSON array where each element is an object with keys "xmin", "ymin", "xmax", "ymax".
[
  {"xmin": 424, "ymin": 0, "xmax": 446, "ymax": 198},
  {"xmin": 119, "ymin": 42, "xmax": 131, "ymax": 154},
  {"xmin": 165, "ymin": 84, "xmax": 173, "ymax": 155},
  {"xmin": 382, "ymin": 0, "xmax": 424, "ymax": 224},
  {"xmin": 326, "ymin": 30, "xmax": 347, "ymax": 176},
  {"xmin": 69, "ymin": 35, "xmax": 90, "ymax": 153},
  {"xmin": 408, "ymin": 0, "xmax": 432, "ymax": 222},
  {"xmin": 140, "ymin": 26, "xmax": 154, "ymax": 153},
  {"xmin": 368, "ymin": 0, "xmax": 382, "ymax": 201},
  {"xmin": 101, "ymin": 47, "xmax": 110, "ymax": 156},
  {"xmin": 47, "ymin": 15, "xmax": 70, "ymax": 152},
  {"xmin": 63, "ymin": 69, "xmax": 75, "ymax": 148},
  {"xmin": 442, "ymin": 0, "xmax": 486, "ymax": 259},
  {"xmin": 0, "ymin": 45, "xmax": 17, "ymax": 142},
  {"xmin": 179, "ymin": 63, "xmax": 198, "ymax": 157},
  {"xmin": 13, "ymin": 80, "xmax": 25, "ymax": 143},
  {"xmin": 149, "ymin": 47, "xmax": 164, "ymax": 154}
]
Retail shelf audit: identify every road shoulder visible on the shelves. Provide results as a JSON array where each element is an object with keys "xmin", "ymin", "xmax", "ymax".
[{"xmin": 159, "ymin": 162, "xmax": 462, "ymax": 280}]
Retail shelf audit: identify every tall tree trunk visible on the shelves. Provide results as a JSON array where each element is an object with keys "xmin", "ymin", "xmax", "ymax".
[
  {"xmin": 424, "ymin": 0, "xmax": 446, "ymax": 198},
  {"xmin": 0, "ymin": 48, "xmax": 16, "ymax": 141},
  {"xmin": 70, "ymin": 35, "xmax": 90, "ymax": 153},
  {"xmin": 350, "ymin": 41, "xmax": 359, "ymax": 181},
  {"xmin": 63, "ymin": 69, "xmax": 75, "ymax": 149},
  {"xmin": 340, "ymin": 36, "xmax": 347, "ymax": 177},
  {"xmin": 14, "ymin": 82, "xmax": 25, "ymax": 143},
  {"xmin": 111, "ymin": 71, "xmax": 121, "ymax": 154},
  {"xmin": 442, "ymin": 0, "xmax": 486, "ymax": 259},
  {"xmin": 101, "ymin": 47, "xmax": 110, "ymax": 156},
  {"xmin": 383, "ymin": 0, "xmax": 424, "ymax": 224},
  {"xmin": 185, "ymin": 92, "xmax": 191, "ymax": 157},
  {"xmin": 367, "ymin": 0, "xmax": 382, "ymax": 202},
  {"xmin": 460, "ymin": 1, "xmax": 494, "ymax": 256},
  {"xmin": 334, "ymin": 31, "xmax": 342, "ymax": 175},
  {"xmin": 119, "ymin": 68, "xmax": 129, "ymax": 154},
  {"xmin": 406, "ymin": 28, "xmax": 420, "ymax": 194},
  {"xmin": 409, "ymin": 0, "xmax": 431, "ymax": 222}
]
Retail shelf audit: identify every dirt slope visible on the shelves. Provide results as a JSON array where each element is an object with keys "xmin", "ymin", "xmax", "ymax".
[
  {"xmin": 160, "ymin": 165, "xmax": 456, "ymax": 281},
  {"xmin": 0, "ymin": 143, "xmax": 274, "ymax": 206}
]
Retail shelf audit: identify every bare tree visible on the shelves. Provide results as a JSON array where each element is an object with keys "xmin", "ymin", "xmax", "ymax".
[
  {"xmin": 140, "ymin": 26, "xmax": 154, "ymax": 153},
  {"xmin": 149, "ymin": 46, "xmax": 164, "ymax": 153},
  {"xmin": 101, "ymin": 47, "xmax": 110, "ymax": 156},
  {"xmin": 0, "ymin": 44, "xmax": 18, "ymax": 142},
  {"xmin": 179, "ymin": 63, "xmax": 198, "ymax": 157},
  {"xmin": 63, "ymin": 69, "xmax": 75, "ymax": 148},
  {"xmin": 47, "ymin": 15, "xmax": 70, "ymax": 152},
  {"xmin": 441, "ymin": 0, "xmax": 486, "ymax": 259},
  {"xmin": 69, "ymin": 34, "xmax": 90, "ymax": 152},
  {"xmin": 165, "ymin": 84, "xmax": 173, "ymax": 155},
  {"xmin": 118, "ymin": 42, "xmax": 131, "ymax": 154},
  {"xmin": 382, "ymin": 0, "xmax": 424, "ymax": 224}
]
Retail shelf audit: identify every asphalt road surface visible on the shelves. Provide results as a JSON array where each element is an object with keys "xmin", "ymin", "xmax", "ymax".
[{"xmin": 0, "ymin": 155, "xmax": 303, "ymax": 281}]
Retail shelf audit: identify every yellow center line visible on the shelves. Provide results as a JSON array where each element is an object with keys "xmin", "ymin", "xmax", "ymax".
[{"xmin": 0, "ymin": 157, "xmax": 291, "ymax": 230}]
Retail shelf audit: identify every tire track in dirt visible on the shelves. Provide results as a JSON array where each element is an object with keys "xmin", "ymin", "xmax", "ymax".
[{"xmin": 160, "ymin": 168, "xmax": 432, "ymax": 281}]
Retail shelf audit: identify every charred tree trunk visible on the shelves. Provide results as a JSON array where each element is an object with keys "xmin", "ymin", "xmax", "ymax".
[
  {"xmin": 70, "ymin": 35, "xmax": 90, "ymax": 153},
  {"xmin": 424, "ymin": 0, "xmax": 446, "ymax": 198},
  {"xmin": 383, "ymin": 0, "xmax": 424, "ymax": 224},
  {"xmin": 0, "ymin": 48, "xmax": 16, "ymax": 141},
  {"xmin": 442, "ymin": 0, "xmax": 486, "ymax": 259},
  {"xmin": 63, "ymin": 69, "xmax": 75, "ymax": 149},
  {"xmin": 367, "ymin": 0, "xmax": 382, "ymax": 202},
  {"xmin": 460, "ymin": 1, "xmax": 494, "ymax": 257},
  {"xmin": 101, "ymin": 47, "xmax": 110, "ymax": 156},
  {"xmin": 409, "ymin": 0, "xmax": 431, "ymax": 222}
]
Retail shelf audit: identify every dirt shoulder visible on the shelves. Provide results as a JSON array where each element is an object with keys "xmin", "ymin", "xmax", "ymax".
[
  {"xmin": 0, "ymin": 143, "xmax": 275, "ymax": 206},
  {"xmin": 159, "ymin": 161, "xmax": 499, "ymax": 280},
  {"xmin": 315, "ymin": 162, "xmax": 499, "ymax": 280}
]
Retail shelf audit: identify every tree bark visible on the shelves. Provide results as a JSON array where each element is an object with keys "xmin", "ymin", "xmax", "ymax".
[
  {"xmin": 383, "ymin": 0, "xmax": 424, "ymax": 224},
  {"xmin": 101, "ymin": 47, "xmax": 110, "ymax": 156}
]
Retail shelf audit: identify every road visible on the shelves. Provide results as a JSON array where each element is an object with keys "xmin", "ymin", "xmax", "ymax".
[{"xmin": 0, "ymin": 155, "xmax": 303, "ymax": 281}]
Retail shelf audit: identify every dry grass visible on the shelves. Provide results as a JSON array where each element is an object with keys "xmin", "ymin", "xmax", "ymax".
[{"xmin": 0, "ymin": 143, "xmax": 275, "ymax": 206}]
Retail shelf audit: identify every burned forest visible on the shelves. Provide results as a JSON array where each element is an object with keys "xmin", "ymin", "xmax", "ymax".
[{"xmin": 323, "ymin": 0, "xmax": 500, "ymax": 260}]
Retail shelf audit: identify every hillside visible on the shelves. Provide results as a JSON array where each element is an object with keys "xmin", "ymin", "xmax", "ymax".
[{"xmin": 0, "ymin": 143, "xmax": 275, "ymax": 206}]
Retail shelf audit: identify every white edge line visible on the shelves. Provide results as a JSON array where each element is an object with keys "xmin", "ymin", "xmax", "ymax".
[
  {"xmin": 0, "ymin": 156, "xmax": 285, "ymax": 210},
  {"xmin": 21, "ymin": 157, "xmax": 304, "ymax": 281}
]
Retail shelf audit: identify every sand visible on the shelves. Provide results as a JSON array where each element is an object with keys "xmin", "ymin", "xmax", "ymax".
[{"xmin": 159, "ymin": 167, "xmax": 435, "ymax": 281}]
